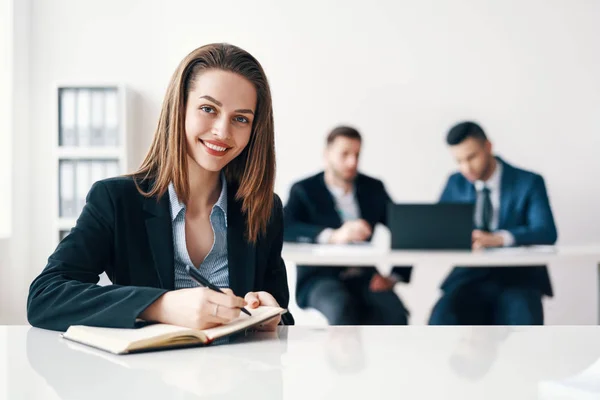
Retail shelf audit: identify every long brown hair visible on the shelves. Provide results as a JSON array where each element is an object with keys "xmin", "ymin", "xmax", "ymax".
[{"xmin": 133, "ymin": 43, "xmax": 276, "ymax": 243}]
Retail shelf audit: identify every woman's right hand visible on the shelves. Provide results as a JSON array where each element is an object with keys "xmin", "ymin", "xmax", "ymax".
[{"xmin": 140, "ymin": 287, "xmax": 245, "ymax": 330}]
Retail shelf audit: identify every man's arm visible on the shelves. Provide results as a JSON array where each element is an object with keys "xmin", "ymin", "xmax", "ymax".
[
  {"xmin": 506, "ymin": 175, "xmax": 558, "ymax": 246},
  {"xmin": 283, "ymin": 183, "xmax": 331, "ymax": 243}
]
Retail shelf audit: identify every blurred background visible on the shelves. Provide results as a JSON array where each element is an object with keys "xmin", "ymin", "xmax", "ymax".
[{"xmin": 1, "ymin": 0, "xmax": 599, "ymax": 325}]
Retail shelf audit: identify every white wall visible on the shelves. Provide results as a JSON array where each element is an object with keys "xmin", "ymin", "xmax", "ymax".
[
  {"xmin": 0, "ymin": 0, "xmax": 30, "ymax": 323},
  {"xmin": 9, "ymin": 0, "xmax": 600, "ymax": 325},
  {"xmin": 0, "ymin": 0, "xmax": 12, "ymax": 239}
]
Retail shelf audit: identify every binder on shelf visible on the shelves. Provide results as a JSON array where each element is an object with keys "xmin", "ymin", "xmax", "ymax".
[
  {"xmin": 105, "ymin": 161, "xmax": 120, "ymax": 178},
  {"xmin": 59, "ymin": 161, "xmax": 76, "ymax": 218},
  {"xmin": 60, "ymin": 89, "xmax": 77, "ymax": 146},
  {"xmin": 75, "ymin": 161, "xmax": 91, "ymax": 217},
  {"xmin": 90, "ymin": 161, "xmax": 106, "ymax": 185},
  {"xmin": 56, "ymin": 85, "xmax": 128, "ymax": 245},
  {"xmin": 104, "ymin": 89, "xmax": 119, "ymax": 147},
  {"xmin": 76, "ymin": 89, "xmax": 92, "ymax": 147},
  {"xmin": 90, "ymin": 90, "xmax": 105, "ymax": 146}
]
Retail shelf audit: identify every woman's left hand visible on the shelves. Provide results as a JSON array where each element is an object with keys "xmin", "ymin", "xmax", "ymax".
[{"xmin": 244, "ymin": 291, "xmax": 281, "ymax": 331}]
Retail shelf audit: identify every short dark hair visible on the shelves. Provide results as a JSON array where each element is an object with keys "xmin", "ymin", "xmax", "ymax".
[
  {"xmin": 326, "ymin": 126, "xmax": 362, "ymax": 145},
  {"xmin": 446, "ymin": 121, "xmax": 487, "ymax": 145}
]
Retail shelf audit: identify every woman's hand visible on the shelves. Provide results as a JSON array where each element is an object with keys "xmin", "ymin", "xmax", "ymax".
[
  {"xmin": 140, "ymin": 287, "xmax": 245, "ymax": 330},
  {"xmin": 244, "ymin": 291, "xmax": 281, "ymax": 331}
]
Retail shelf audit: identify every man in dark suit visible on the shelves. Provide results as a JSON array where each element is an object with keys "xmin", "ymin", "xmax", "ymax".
[
  {"xmin": 429, "ymin": 121, "xmax": 558, "ymax": 325},
  {"xmin": 283, "ymin": 126, "xmax": 411, "ymax": 325}
]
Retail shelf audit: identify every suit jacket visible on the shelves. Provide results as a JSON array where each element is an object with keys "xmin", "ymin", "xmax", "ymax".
[
  {"xmin": 27, "ymin": 177, "xmax": 294, "ymax": 331},
  {"xmin": 283, "ymin": 172, "xmax": 412, "ymax": 308},
  {"xmin": 439, "ymin": 157, "xmax": 558, "ymax": 296}
]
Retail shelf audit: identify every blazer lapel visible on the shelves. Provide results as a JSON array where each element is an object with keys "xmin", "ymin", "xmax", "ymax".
[
  {"xmin": 354, "ymin": 175, "xmax": 374, "ymax": 225},
  {"xmin": 143, "ymin": 192, "xmax": 175, "ymax": 290},
  {"xmin": 465, "ymin": 176, "xmax": 477, "ymax": 203},
  {"xmin": 227, "ymin": 184, "xmax": 256, "ymax": 296},
  {"xmin": 317, "ymin": 173, "xmax": 343, "ymax": 227},
  {"xmin": 498, "ymin": 158, "xmax": 513, "ymax": 229}
]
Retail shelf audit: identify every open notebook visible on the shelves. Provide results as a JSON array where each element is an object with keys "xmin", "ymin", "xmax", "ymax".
[{"xmin": 61, "ymin": 306, "xmax": 286, "ymax": 355}]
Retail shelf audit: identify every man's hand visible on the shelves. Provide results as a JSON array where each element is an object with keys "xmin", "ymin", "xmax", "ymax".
[
  {"xmin": 330, "ymin": 219, "xmax": 372, "ymax": 244},
  {"xmin": 369, "ymin": 274, "xmax": 397, "ymax": 292},
  {"xmin": 472, "ymin": 230, "xmax": 504, "ymax": 250}
]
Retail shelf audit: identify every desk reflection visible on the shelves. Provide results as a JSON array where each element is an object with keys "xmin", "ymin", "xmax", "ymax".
[
  {"xmin": 26, "ymin": 327, "xmax": 287, "ymax": 399},
  {"xmin": 23, "ymin": 326, "xmax": 600, "ymax": 400}
]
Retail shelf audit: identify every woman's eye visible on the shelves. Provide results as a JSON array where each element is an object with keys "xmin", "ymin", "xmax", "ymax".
[
  {"xmin": 200, "ymin": 105, "xmax": 215, "ymax": 113},
  {"xmin": 234, "ymin": 116, "xmax": 249, "ymax": 124}
]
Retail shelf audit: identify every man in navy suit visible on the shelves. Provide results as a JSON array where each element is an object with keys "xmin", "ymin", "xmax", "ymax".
[
  {"xmin": 283, "ymin": 126, "xmax": 411, "ymax": 325},
  {"xmin": 429, "ymin": 121, "xmax": 558, "ymax": 325}
]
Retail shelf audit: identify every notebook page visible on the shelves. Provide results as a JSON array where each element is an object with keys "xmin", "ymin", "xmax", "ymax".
[{"xmin": 202, "ymin": 306, "xmax": 285, "ymax": 341}]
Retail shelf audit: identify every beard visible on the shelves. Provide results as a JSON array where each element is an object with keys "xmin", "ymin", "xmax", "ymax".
[{"xmin": 331, "ymin": 166, "xmax": 357, "ymax": 184}]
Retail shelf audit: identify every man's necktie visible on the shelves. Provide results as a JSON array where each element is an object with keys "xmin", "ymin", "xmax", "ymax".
[{"xmin": 474, "ymin": 186, "xmax": 493, "ymax": 232}]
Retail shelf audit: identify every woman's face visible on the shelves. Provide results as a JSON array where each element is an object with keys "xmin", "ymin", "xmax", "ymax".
[{"xmin": 184, "ymin": 69, "xmax": 257, "ymax": 173}]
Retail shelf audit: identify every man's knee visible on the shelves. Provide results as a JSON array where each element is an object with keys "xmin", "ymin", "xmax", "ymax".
[
  {"xmin": 429, "ymin": 293, "xmax": 459, "ymax": 325},
  {"xmin": 429, "ymin": 288, "xmax": 490, "ymax": 325},
  {"xmin": 367, "ymin": 291, "xmax": 408, "ymax": 325},
  {"xmin": 496, "ymin": 288, "xmax": 543, "ymax": 325},
  {"xmin": 307, "ymin": 280, "xmax": 360, "ymax": 325},
  {"xmin": 388, "ymin": 306, "xmax": 408, "ymax": 325}
]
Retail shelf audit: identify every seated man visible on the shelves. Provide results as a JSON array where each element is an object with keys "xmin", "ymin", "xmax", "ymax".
[
  {"xmin": 429, "ymin": 121, "xmax": 558, "ymax": 325},
  {"xmin": 283, "ymin": 126, "xmax": 411, "ymax": 325}
]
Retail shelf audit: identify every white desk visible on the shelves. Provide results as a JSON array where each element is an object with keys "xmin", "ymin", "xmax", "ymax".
[
  {"xmin": 282, "ymin": 243, "xmax": 600, "ymax": 322},
  {"xmin": 282, "ymin": 243, "xmax": 600, "ymax": 268},
  {"xmin": 4, "ymin": 325, "xmax": 600, "ymax": 399}
]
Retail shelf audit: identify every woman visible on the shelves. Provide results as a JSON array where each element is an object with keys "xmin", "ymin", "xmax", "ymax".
[{"xmin": 27, "ymin": 43, "xmax": 294, "ymax": 331}]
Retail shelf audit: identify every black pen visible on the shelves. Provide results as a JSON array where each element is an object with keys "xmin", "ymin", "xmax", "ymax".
[{"xmin": 185, "ymin": 265, "xmax": 252, "ymax": 316}]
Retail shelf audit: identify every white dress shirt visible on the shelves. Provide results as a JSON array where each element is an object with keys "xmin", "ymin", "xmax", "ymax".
[
  {"xmin": 316, "ymin": 183, "xmax": 360, "ymax": 244},
  {"xmin": 474, "ymin": 160, "xmax": 515, "ymax": 247}
]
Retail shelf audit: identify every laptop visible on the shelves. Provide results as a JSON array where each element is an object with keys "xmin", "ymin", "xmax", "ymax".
[{"xmin": 387, "ymin": 203, "xmax": 474, "ymax": 250}]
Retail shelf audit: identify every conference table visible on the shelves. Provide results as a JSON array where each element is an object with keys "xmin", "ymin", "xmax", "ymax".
[
  {"xmin": 3, "ymin": 325, "xmax": 600, "ymax": 399},
  {"xmin": 282, "ymin": 243, "xmax": 600, "ymax": 322}
]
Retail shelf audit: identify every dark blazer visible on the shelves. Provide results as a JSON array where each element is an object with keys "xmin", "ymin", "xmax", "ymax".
[
  {"xmin": 283, "ymin": 172, "xmax": 412, "ymax": 308},
  {"xmin": 439, "ymin": 157, "xmax": 558, "ymax": 296},
  {"xmin": 27, "ymin": 177, "xmax": 294, "ymax": 331}
]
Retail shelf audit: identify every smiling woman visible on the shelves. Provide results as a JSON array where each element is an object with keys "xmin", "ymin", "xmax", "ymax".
[
  {"xmin": 27, "ymin": 43, "xmax": 294, "ymax": 332},
  {"xmin": 183, "ymin": 70, "xmax": 255, "ymax": 175}
]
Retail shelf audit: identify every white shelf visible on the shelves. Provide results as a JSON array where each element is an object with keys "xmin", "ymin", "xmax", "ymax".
[
  {"xmin": 53, "ymin": 84, "xmax": 130, "ymax": 246},
  {"xmin": 57, "ymin": 147, "xmax": 122, "ymax": 159}
]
